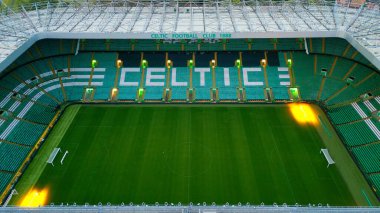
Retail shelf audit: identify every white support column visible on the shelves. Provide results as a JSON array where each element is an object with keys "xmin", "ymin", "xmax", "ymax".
[
  {"xmin": 143, "ymin": 1, "xmax": 154, "ymax": 32},
  {"xmin": 159, "ymin": 1, "xmax": 167, "ymax": 33},
  {"xmin": 75, "ymin": 39, "xmax": 80, "ymax": 56},
  {"xmin": 21, "ymin": 5, "xmax": 39, "ymax": 32},
  {"xmin": 127, "ymin": 3, "xmax": 142, "ymax": 32},
  {"xmin": 216, "ymin": 0, "xmax": 221, "ymax": 32},
  {"xmin": 228, "ymin": 0, "xmax": 237, "ymax": 32},
  {"xmin": 174, "ymin": 0, "xmax": 180, "ymax": 32},
  {"xmin": 202, "ymin": 0, "xmax": 206, "ymax": 32},
  {"xmin": 241, "ymin": 1, "xmax": 253, "ymax": 32},
  {"xmin": 190, "ymin": 0, "xmax": 194, "ymax": 32}
]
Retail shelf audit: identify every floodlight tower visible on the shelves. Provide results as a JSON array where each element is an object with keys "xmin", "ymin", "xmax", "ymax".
[
  {"xmin": 88, "ymin": 58, "xmax": 97, "ymax": 86},
  {"xmin": 261, "ymin": 58, "xmax": 272, "ymax": 102},
  {"xmin": 287, "ymin": 59, "xmax": 294, "ymax": 87},
  {"xmin": 260, "ymin": 58, "xmax": 269, "ymax": 88},
  {"xmin": 188, "ymin": 59, "xmax": 194, "ymax": 88},
  {"xmin": 287, "ymin": 58, "xmax": 300, "ymax": 102},
  {"xmin": 235, "ymin": 59, "xmax": 245, "ymax": 102},
  {"xmin": 111, "ymin": 59, "xmax": 123, "ymax": 101},
  {"xmin": 164, "ymin": 59, "xmax": 173, "ymax": 102},
  {"xmin": 187, "ymin": 59, "xmax": 195, "ymax": 102},
  {"xmin": 235, "ymin": 59, "xmax": 242, "ymax": 88},
  {"xmin": 166, "ymin": 59, "xmax": 172, "ymax": 88},
  {"xmin": 83, "ymin": 58, "xmax": 98, "ymax": 102},
  {"xmin": 137, "ymin": 59, "xmax": 148, "ymax": 102},
  {"xmin": 210, "ymin": 59, "xmax": 218, "ymax": 102}
]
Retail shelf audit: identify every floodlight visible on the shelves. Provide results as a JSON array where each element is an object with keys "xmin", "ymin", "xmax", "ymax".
[
  {"xmin": 287, "ymin": 59, "xmax": 292, "ymax": 67},
  {"xmin": 166, "ymin": 59, "xmax": 172, "ymax": 69},
  {"xmin": 210, "ymin": 60, "xmax": 216, "ymax": 68},
  {"xmin": 290, "ymin": 88, "xmax": 299, "ymax": 99},
  {"xmin": 188, "ymin": 60, "xmax": 194, "ymax": 68},
  {"xmin": 116, "ymin": 59, "xmax": 123, "ymax": 68},
  {"xmin": 91, "ymin": 60, "xmax": 97, "ymax": 68},
  {"xmin": 141, "ymin": 60, "xmax": 148, "ymax": 69},
  {"xmin": 260, "ymin": 59, "xmax": 267, "ymax": 67},
  {"xmin": 235, "ymin": 59, "xmax": 241, "ymax": 68}
]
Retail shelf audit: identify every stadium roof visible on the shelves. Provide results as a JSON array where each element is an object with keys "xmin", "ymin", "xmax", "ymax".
[{"xmin": 0, "ymin": 0, "xmax": 379, "ymax": 71}]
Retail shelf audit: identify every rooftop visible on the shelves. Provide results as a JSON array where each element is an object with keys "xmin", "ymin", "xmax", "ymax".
[{"xmin": 0, "ymin": 0, "xmax": 379, "ymax": 69}]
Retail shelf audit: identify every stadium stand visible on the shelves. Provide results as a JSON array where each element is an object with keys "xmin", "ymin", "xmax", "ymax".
[
  {"xmin": 291, "ymin": 52, "xmax": 320, "ymax": 101},
  {"xmin": 337, "ymin": 121, "xmax": 379, "ymax": 147},
  {"xmin": 328, "ymin": 105, "xmax": 363, "ymax": 124},
  {"xmin": 171, "ymin": 68, "xmax": 188, "ymax": 100},
  {"xmin": 0, "ymin": 142, "xmax": 31, "ymax": 172},
  {"xmin": 0, "ymin": 173, "xmax": 12, "ymax": 195},
  {"xmin": 92, "ymin": 53, "xmax": 118, "ymax": 100},
  {"xmin": 370, "ymin": 174, "xmax": 380, "ymax": 196},
  {"xmin": 2, "ymin": 121, "xmax": 46, "ymax": 146},
  {"xmin": 22, "ymin": 104, "xmax": 56, "ymax": 125},
  {"xmin": 352, "ymin": 144, "xmax": 380, "ymax": 173},
  {"xmin": 0, "ymin": 37, "xmax": 379, "ymax": 203},
  {"xmin": 193, "ymin": 67, "xmax": 212, "ymax": 100},
  {"xmin": 217, "ymin": 67, "xmax": 238, "ymax": 100}
]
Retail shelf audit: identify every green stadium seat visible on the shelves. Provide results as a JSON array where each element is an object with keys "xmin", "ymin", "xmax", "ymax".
[
  {"xmin": 4, "ymin": 120, "xmax": 46, "ymax": 146},
  {"xmin": 0, "ymin": 142, "xmax": 31, "ymax": 172},
  {"xmin": 193, "ymin": 67, "xmax": 212, "ymax": 100},
  {"xmin": 217, "ymin": 67, "xmax": 238, "ymax": 100},
  {"xmin": 352, "ymin": 144, "xmax": 380, "ymax": 173},
  {"xmin": 328, "ymin": 105, "xmax": 362, "ymax": 124},
  {"xmin": 23, "ymin": 104, "xmax": 56, "ymax": 125},
  {"xmin": 93, "ymin": 53, "xmax": 118, "ymax": 100},
  {"xmin": 337, "ymin": 120, "xmax": 379, "ymax": 147},
  {"xmin": 0, "ymin": 172, "xmax": 13, "ymax": 193},
  {"xmin": 291, "ymin": 52, "xmax": 321, "ymax": 101},
  {"xmin": 171, "ymin": 67, "xmax": 188, "ymax": 100},
  {"xmin": 369, "ymin": 174, "xmax": 380, "ymax": 197}
]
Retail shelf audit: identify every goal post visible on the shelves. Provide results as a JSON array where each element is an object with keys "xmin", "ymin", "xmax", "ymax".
[
  {"xmin": 61, "ymin": 150, "xmax": 69, "ymax": 165},
  {"xmin": 320, "ymin": 148, "xmax": 335, "ymax": 168},
  {"xmin": 47, "ymin": 148, "xmax": 61, "ymax": 166}
]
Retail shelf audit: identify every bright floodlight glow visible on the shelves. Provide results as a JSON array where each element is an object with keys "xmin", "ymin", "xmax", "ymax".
[
  {"xmin": 261, "ymin": 59, "xmax": 267, "ymax": 67},
  {"xmin": 167, "ymin": 59, "xmax": 172, "ymax": 68},
  {"xmin": 116, "ymin": 59, "xmax": 123, "ymax": 68},
  {"xmin": 235, "ymin": 59, "xmax": 241, "ymax": 68},
  {"xmin": 289, "ymin": 103, "xmax": 318, "ymax": 125},
  {"xmin": 138, "ymin": 88, "xmax": 144, "ymax": 96},
  {"xmin": 91, "ymin": 59, "xmax": 97, "ymax": 68},
  {"xmin": 19, "ymin": 188, "xmax": 48, "ymax": 207},
  {"xmin": 210, "ymin": 59, "xmax": 216, "ymax": 68},
  {"xmin": 188, "ymin": 59, "xmax": 194, "ymax": 68},
  {"xmin": 287, "ymin": 59, "xmax": 292, "ymax": 67}
]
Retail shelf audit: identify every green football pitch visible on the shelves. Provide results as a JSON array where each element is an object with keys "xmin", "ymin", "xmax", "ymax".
[{"xmin": 11, "ymin": 104, "xmax": 379, "ymax": 206}]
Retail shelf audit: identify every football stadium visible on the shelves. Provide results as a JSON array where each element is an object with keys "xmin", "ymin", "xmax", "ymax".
[{"xmin": 0, "ymin": 0, "xmax": 379, "ymax": 212}]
